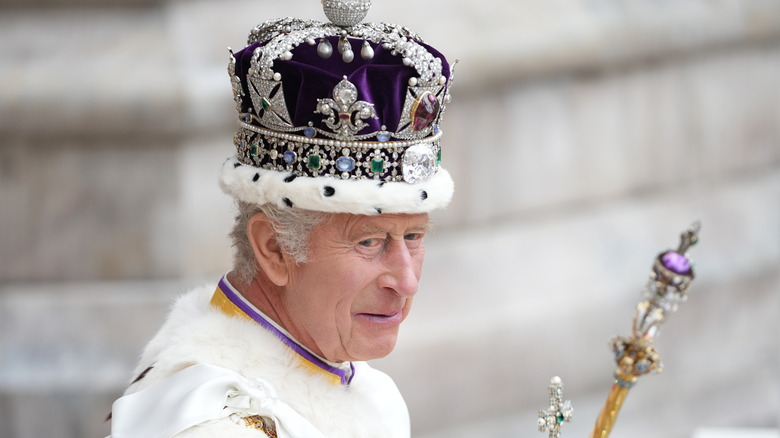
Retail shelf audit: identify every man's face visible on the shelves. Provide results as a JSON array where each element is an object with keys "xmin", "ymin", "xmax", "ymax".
[{"xmin": 282, "ymin": 212, "xmax": 430, "ymax": 363}]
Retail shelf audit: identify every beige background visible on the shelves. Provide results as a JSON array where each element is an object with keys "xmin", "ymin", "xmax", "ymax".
[{"xmin": 1, "ymin": 0, "xmax": 778, "ymax": 437}]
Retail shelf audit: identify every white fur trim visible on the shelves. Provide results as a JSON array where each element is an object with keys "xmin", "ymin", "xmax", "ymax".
[
  {"xmin": 120, "ymin": 286, "xmax": 410, "ymax": 438},
  {"xmin": 219, "ymin": 156, "xmax": 454, "ymax": 214}
]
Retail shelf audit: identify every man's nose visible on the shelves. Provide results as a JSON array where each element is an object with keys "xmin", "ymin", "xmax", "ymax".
[{"xmin": 379, "ymin": 240, "xmax": 422, "ymax": 298}]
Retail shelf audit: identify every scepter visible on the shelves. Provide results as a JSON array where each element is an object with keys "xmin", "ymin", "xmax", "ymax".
[{"xmin": 537, "ymin": 222, "xmax": 701, "ymax": 438}]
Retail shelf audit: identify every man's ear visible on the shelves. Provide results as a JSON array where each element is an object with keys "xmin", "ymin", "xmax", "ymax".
[{"xmin": 247, "ymin": 213, "xmax": 289, "ymax": 286}]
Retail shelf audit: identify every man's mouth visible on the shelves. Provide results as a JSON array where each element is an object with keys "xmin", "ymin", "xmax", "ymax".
[{"xmin": 356, "ymin": 311, "xmax": 403, "ymax": 324}]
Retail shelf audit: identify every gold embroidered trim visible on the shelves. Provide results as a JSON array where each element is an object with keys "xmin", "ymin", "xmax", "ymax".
[{"xmin": 243, "ymin": 415, "xmax": 278, "ymax": 437}]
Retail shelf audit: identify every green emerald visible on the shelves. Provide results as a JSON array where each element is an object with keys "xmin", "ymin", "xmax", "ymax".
[
  {"xmin": 437, "ymin": 149, "xmax": 442, "ymax": 164},
  {"xmin": 250, "ymin": 144, "xmax": 259, "ymax": 156},
  {"xmin": 556, "ymin": 414, "xmax": 564, "ymax": 424},
  {"xmin": 261, "ymin": 97, "xmax": 272, "ymax": 111},
  {"xmin": 307, "ymin": 154, "xmax": 321, "ymax": 169},
  {"xmin": 371, "ymin": 158, "xmax": 385, "ymax": 173}
]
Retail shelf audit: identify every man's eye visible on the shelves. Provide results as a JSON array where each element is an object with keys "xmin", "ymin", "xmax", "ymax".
[
  {"xmin": 404, "ymin": 233, "xmax": 423, "ymax": 241},
  {"xmin": 358, "ymin": 238, "xmax": 381, "ymax": 247}
]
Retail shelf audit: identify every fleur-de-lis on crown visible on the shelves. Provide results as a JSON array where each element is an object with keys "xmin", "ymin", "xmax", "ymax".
[{"xmin": 316, "ymin": 77, "xmax": 378, "ymax": 139}]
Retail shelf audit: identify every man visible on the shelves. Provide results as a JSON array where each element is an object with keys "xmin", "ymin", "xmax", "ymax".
[{"xmin": 109, "ymin": 1, "xmax": 455, "ymax": 437}]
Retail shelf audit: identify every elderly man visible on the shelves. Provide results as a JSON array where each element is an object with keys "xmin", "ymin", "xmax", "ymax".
[{"xmin": 109, "ymin": 2, "xmax": 454, "ymax": 437}]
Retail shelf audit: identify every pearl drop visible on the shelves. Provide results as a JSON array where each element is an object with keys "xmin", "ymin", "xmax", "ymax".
[
  {"xmin": 342, "ymin": 49, "xmax": 354, "ymax": 63},
  {"xmin": 360, "ymin": 42, "xmax": 374, "ymax": 60},
  {"xmin": 338, "ymin": 38, "xmax": 350, "ymax": 54},
  {"xmin": 317, "ymin": 39, "xmax": 333, "ymax": 58},
  {"xmin": 282, "ymin": 51, "xmax": 293, "ymax": 61}
]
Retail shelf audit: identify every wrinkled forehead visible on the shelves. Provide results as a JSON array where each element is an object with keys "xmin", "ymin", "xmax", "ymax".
[{"xmin": 324, "ymin": 212, "xmax": 432, "ymax": 237}]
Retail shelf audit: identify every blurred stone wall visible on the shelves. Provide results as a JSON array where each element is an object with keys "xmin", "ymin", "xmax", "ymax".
[{"xmin": 1, "ymin": 1, "xmax": 778, "ymax": 437}]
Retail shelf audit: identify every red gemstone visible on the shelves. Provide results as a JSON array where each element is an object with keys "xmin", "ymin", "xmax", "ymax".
[
  {"xmin": 412, "ymin": 92, "xmax": 440, "ymax": 131},
  {"xmin": 339, "ymin": 113, "xmax": 351, "ymax": 120}
]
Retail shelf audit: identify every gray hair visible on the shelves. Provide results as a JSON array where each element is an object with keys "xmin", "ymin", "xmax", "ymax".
[{"xmin": 230, "ymin": 201, "xmax": 328, "ymax": 287}]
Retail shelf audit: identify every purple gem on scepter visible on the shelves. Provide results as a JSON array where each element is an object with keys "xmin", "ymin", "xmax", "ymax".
[{"xmin": 661, "ymin": 251, "xmax": 691, "ymax": 275}]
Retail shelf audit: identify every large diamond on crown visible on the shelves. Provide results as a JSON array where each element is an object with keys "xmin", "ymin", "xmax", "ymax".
[{"xmin": 402, "ymin": 143, "xmax": 438, "ymax": 183}]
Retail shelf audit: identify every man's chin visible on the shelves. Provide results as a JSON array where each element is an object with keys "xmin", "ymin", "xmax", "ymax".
[{"xmin": 349, "ymin": 335, "xmax": 399, "ymax": 361}]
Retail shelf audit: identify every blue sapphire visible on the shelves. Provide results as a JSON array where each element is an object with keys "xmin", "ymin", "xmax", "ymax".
[
  {"xmin": 283, "ymin": 151, "xmax": 297, "ymax": 164},
  {"xmin": 377, "ymin": 132, "xmax": 391, "ymax": 142},
  {"xmin": 336, "ymin": 156, "xmax": 355, "ymax": 172},
  {"xmin": 304, "ymin": 127, "xmax": 316, "ymax": 138}
]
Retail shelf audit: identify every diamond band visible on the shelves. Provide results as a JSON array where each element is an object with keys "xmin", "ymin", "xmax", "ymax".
[{"xmin": 234, "ymin": 123, "xmax": 442, "ymax": 183}]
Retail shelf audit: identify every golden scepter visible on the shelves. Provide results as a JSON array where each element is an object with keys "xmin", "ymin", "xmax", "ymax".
[{"xmin": 537, "ymin": 222, "xmax": 701, "ymax": 438}]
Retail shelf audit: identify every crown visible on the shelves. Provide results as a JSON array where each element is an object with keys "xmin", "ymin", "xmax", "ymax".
[{"xmin": 219, "ymin": 1, "xmax": 456, "ymax": 215}]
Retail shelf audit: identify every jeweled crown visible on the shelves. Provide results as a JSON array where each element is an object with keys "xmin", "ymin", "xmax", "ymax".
[{"xmin": 220, "ymin": 0, "xmax": 456, "ymax": 214}]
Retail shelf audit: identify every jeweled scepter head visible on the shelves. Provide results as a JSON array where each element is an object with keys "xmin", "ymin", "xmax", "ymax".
[
  {"xmin": 536, "ymin": 223, "xmax": 702, "ymax": 438},
  {"xmin": 611, "ymin": 221, "xmax": 700, "ymax": 380},
  {"xmin": 593, "ymin": 222, "xmax": 701, "ymax": 437}
]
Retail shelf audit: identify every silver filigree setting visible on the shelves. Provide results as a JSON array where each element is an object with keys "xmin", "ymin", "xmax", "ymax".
[
  {"xmin": 228, "ymin": 50, "xmax": 244, "ymax": 114},
  {"xmin": 316, "ymin": 77, "xmax": 378, "ymax": 139},
  {"xmin": 248, "ymin": 76, "xmax": 294, "ymax": 132}
]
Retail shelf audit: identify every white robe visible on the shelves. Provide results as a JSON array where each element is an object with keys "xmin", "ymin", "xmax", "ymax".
[{"xmin": 109, "ymin": 284, "xmax": 410, "ymax": 438}]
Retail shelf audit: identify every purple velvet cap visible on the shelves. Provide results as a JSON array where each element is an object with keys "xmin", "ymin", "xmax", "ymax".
[{"xmin": 232, "ymin": 36, "xmax": 451, "ymax": 136}]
